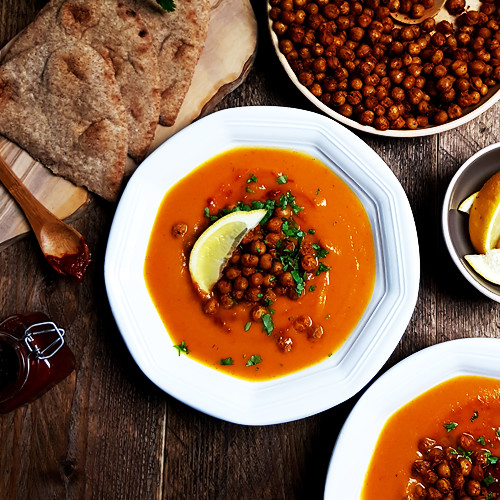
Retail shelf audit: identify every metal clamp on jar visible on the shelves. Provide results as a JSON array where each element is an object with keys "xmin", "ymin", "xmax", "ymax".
[{"xmin": 0, "ymin": 312, "xmax": 75, "ymax": 414}]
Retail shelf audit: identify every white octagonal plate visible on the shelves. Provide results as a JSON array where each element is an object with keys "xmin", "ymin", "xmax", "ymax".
[
  {"xmin": 104, "ymin": 106, "xmax": 420, "ymax": 425},
  {"xmin": 324, "ymin": 338, "xmax": 500, "ymax": 498}
]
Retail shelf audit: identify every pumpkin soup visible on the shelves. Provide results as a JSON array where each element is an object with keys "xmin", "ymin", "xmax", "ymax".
[
  {"xmin": 144, "ymin": 147, "xmax": 375, "ymax": 380},
  {"xmin": 362, "ymin": 375, "xmax": 500, "ymax": 499}
]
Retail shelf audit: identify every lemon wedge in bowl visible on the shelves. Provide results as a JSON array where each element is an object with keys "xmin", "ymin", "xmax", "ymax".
[
  {"xmin": 189, "ymin": 209, "xmax": 267, "ymax": 295},
  {"xmin": 458, "ymin": 191, "xmax": 478, "ymax": 214},
  {"xmin": 465, "ymin": 249, "xmax": 500, "ymax": 285},
  {"xmin": 469, "ymin": 171, "xmax": 500, "ymax": 254}
]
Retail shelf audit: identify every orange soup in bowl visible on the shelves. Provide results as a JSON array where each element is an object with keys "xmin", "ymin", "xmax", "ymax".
[
  {"xmin": 362, "ymin": 375, "xmax": 500, "ymax": 499},
  {"xmin": 144, "ymin": 147, "xmax": 375, "ymax": 381}
]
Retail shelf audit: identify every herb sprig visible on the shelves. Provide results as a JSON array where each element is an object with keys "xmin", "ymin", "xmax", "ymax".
[{"xmin": 156, "ymin": 0, "xmax": 176, "ymax": 12}]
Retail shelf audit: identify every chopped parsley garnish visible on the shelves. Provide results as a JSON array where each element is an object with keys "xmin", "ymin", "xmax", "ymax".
[
  {"xmin": 246, "ymin": 187, "xmax": 255, "ymax": 193},
  {"xmin": 278, "ymin": 191, "xmax": 304, "ymax": 214},
  {"xmin": 219, "ymin": 357, "xmax": 234, "ymax": 365},
  {"xmin": 496, "ymin": 428, "xmax": 500, "ymax": 437},
  {"xmin": 291, "ymin": 269, "xmax": 307, "ymax": 295},
  {"xmin": 244, "ymin": 322, "xmax": 252, "ymax": 332},
  {"xmin": 457, "ymin": 446, "xmax": 473, "ymax": 461},
  {"xmin": 316, "ymin": 188, "xmax": 320, "ymax": 195},
  {"xmin": 316, "ymin": 262, "xmax": 331, "ymax": 275},
  {"xmin": 277, "ymin": 174, "xmax": 288, "ymax": 185},
  {"xmin": 484, "ymin": 474, "xmax": 496, "ymax": 487},
  {"xmin": 308, "ymin": 229, "xmax": 315, "ymax": 234},
  {"xmin": 478, "ymin": 436, "xmax": 486, "ymax": 445},
  {"xmin": 444, "ymin": 422, "xmax": 458, "ymax": 432},
  {"xmin": 262, "ymin": 314, "xmax": 274, "ymax": 335},
  {"xmin": 247, "ymin": 174, "xmax": 257, "ymax": 184},
  {"xmin": 313, "ymin": 243, "xmax": 329, "ymax": 259},
  {"xmin": 156, "ymin": 0, "xmax": 175, "ymax": 12},
  {"xmin": 309, "ymin": 285, "xmax": 316, "ymax": 292},
  {"xmin": 245, "ymin": 354, "xmax": 262, "ymax": 366},
  {"xmin": 173, "ymin": 340, "xmax": 190, "ymax": 356},
  {"xmin": 471, "ymin": 410, "xmax": 479, "ymax": 422},
  {"xmin": 486, "ymin": 451, "xmax": 499, "ymax": 465}
]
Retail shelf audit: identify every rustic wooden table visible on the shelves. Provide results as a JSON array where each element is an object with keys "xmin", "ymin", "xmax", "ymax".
[{"xmin": 1, "ymin": 1, "xmax": 500, "ymax": 499}]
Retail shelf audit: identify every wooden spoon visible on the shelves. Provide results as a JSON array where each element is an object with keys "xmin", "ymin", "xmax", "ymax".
[
  {"xmin": 0, "ymin": 154, "xmax": 90, "ymax": 281},
  {"xmin": 390, "ymin": 0, "xmax": 447, "ymax": 24}
]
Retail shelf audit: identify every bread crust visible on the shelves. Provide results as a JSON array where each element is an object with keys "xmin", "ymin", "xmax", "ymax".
[
  {"xmin": 5, "ymin": 0, "xmax": 161, "ymax": 162},
  {"xmin": 0, "ymin": 42, "xmax": 128, "ymax": 201}
]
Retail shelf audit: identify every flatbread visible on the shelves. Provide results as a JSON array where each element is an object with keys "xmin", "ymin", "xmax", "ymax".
[
  {"xmin": 123, "ymin": 0, "xmax": 211, "ymax": 126},
  {"xmin": 0, "ymin": 42, "xmax": 128, "ymax": 201},
  {"xmin": 5, "ymin": 0, "xmax": 161, "ymax": 162}
]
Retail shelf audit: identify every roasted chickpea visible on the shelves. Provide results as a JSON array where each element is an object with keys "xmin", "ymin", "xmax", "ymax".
[
  {"xmin": 294, "ymin": 315, "xmax": 313, "ymax": 332},
  {"xmin": 225, "ymin": 266, "xmax": 241, "ymax": 280},
  {"xmin": 234, "ymin": 276, "xmax": 249, "ymax": 291},
  {"xmin": 203, "ymin": 298, "xmax": 219, "ymax": 315},
  {"xmin": 279, "ymin": 271, "xmax": 295, "ymax": 288},
  {"xmin": 241, "ymin": 253, "xmax": 259, "ymax": 267},
  {"xmin": 245, "ymin": 287, "xmax": 262, "ymax": 302},
  {"xmin": 249, "ymin": 272, "xmax": 263, "ymax": 288}
]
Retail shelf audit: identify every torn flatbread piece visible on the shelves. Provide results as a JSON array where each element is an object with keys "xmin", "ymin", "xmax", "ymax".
[
  {"xmin": 123, "ymin": 0, "xmax": 211, "ymax": 126},
  {"xmin": 0, "ymin": 42, "xmax": 128, "ymax": 201},
  {"xmin": 5, "ymin": 0, "xmax": 160, "ymax": 162}
]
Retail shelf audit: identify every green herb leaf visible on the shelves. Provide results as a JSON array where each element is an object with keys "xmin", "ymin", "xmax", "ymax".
[
  {"xmin": 246, "ymin": 187, "xmax": 255, "ymax": 193},
  {"xmin": 277, "ymin": 174, "xmax": 288, "ymax": 185},
  {"xmin": 316, "ymin": 262, "xmax": 331, "ymax": 275},
  {"xmin": 262, "ymin": 314, "xmax": 274, "ymax": 335},
  {"xmin": 219, "ymin": 357, "xmax": 234, "ymax": 365},
  {"xmin": 308, "ymin": 229, "xmax": 315, "ymax": 234},
  {"xmin": 247, "ymin": 174, "xmax": 257, "ymax": 184},
  {"xmin": 156, "ymin": 0, "xmax": 176, "ymax": 12},
  {"xmin": 486, "ymin": 451, "xmax": 499, "ymax": 465},
  {"xmin": 173, "ymin": 340, "xmax": 190, "ymax": 356},
  {"xmin": 484, "ymin": 474, "xmax": 496, "ymax": 487},
  {"xmin": 471, "ymin": 410, "xmax": 479, "ymax": 422},
  {"xmin": 444, "ymin": 422, "xmax": 458, "ymax": 432},
  {"xmin": 478, "ymin": 436, "xmax": 486, "ymax": 445},
  {"xmin": 245, "ymin": 354, "xmax": 262, "ymax": 366},
  {"xmin": 244, "ymin": 322, "xmax": 252, "ymax": 332},
  {"xmin": 309, "ymin": 285, "xmax": 317, "ymax": 292},
  {"xmin": 458, "ymin": 446, "xmax": 473, "ymax": 461},
  {"xmin": 313, "ymin": 243, "xmax": 329, "ymax": 259},
  {"xmin": 496, "ymin": 428, "xmax": 500, "ymax": 437}
]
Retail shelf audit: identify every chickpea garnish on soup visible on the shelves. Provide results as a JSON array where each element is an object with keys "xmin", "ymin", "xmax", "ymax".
[
  {"xmin": 362, "ymin": 375, "xmax": 500, "ymax": 499},
  {"xmin": 270, "ymin": 0, "xmax": 500, "ymax": 131},
  {"xmin": 144, "ymin": 147, "xmax": 376, "ymax": 381}
]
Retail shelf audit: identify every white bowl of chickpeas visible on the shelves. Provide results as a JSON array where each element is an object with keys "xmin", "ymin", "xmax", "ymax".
[{"xmin": 268, "ymin": 0, "xmax": 500, "ymax": 136}]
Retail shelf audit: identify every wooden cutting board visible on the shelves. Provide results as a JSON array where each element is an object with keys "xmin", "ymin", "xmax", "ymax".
[{"xmin": 0, "ymin": 0, "xmax": 257, "ymax": 250}]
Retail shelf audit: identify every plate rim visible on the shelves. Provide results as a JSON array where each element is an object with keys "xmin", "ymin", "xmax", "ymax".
[
  {"xmin": 324, "ymin": 337, "xmax": 500, "ymax": 498},
  {"xmin": 105, "ymin": 106, "xmax": 420, "ymax": 425}
]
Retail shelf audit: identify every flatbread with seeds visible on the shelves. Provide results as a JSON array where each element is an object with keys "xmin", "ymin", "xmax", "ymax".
[
  {"xmin": 5, "ymin": 0, "xmax": 160, "ymax": 162},
  {"xmin": 0, "ymin": 42, "xmax": 128, "ymax": 201}
]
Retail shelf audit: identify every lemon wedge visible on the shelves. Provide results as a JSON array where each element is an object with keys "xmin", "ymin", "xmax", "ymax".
[
  {"xmin": 465, "ymin": 249, "xmax": 500, "ymax": 285},
  {"xmin": 189, "ymin": 209, "xmax": 267, "ymax": 295},
  {"xmin": 458, "ymin": 191, "xmax": 478, "ymax": 214},
  {"xmin": 469, "ymin": 171, "xmax": 500, "ymax": 254}
]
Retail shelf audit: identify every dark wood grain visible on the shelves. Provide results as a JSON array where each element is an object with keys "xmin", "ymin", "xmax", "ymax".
[{"xmin": 2, "ymin": 1, "xmax": 500, "ymax": 499}]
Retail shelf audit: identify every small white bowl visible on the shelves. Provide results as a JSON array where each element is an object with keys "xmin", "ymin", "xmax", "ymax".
[
  {"xmin": 324, "ymin": 338, "xmax": 500, "ymax": 498},
  {"xmin": 442, "ymin": 142, "xmax": 500, "ymax": 302},
  {"xmin": 267, "ymin": 2, "xmax": 500, "ymax": 138},
  {"xmin": 105, "ymin": 106, "xmax": 420, "ymax": 425}
]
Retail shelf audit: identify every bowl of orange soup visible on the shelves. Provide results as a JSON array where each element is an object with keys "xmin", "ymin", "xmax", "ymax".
[
  {"xmin": 104, "ymin": 106, "xmax": 419, "ymax": 425},
  {"xmin": 325, "ymin": 338, "xmax": 500, "ymax": 498}
]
